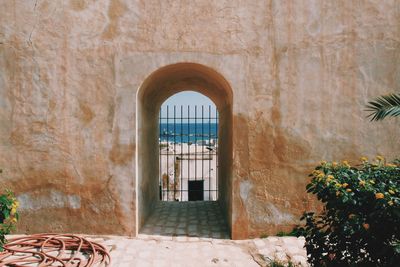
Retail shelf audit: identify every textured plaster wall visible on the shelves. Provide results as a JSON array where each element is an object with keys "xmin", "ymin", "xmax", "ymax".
[{"xmin": 0, "ymin": 0, "xmax": 399, "ymax": 239}]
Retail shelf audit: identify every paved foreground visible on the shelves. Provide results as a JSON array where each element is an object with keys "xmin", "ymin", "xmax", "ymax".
[
  {"xmin": 100, "ymin": 234, "xmax": 308, "ymax": 267},
  {"xmin": 124, "ymin": 201, "xmax": 308, "ymax": 266},
  {"xmin": 3, "ymin": 234, "xmax": 308, "ymax": 266},
  {"xmin": 140, "ymin": 201, "xmax": 230, "ymax": 239},
  {"xmin": 4, "ymin": 201, "xmax": 308, "ymax": 266}
]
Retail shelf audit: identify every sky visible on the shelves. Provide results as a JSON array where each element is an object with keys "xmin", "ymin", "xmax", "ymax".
[{"xmin": 160, "ymin": 91, "xmax": 218, "ymax": 122}]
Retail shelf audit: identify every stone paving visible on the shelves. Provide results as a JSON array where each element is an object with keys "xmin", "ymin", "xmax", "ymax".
[
  {"xmin": 4, "ymin": 201, "xmax": 309, "ymax": 266},
  {"xmin": 4, "ymin": 234, "xmax": 309, "ymax": 266},
  {"xmin": 140, "ymin": 201, "xmax": 230, "ymax": 239},
  {"xmin": 102, "ymin": 201, "xmax": 309, "ymax": 266},
  {"xmin": 100, "ymin": 235, "xmax": 308, "ymax": 267}
]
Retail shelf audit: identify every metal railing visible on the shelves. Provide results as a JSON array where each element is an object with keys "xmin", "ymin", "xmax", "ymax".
[{"xmin": 159, "ymin": 105, "xmax": 218, "ymax": 201}]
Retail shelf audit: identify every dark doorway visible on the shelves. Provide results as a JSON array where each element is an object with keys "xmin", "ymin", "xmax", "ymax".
[{"xmin": 188, "ymin": 180, "xmax": 204, "ymax": 201}]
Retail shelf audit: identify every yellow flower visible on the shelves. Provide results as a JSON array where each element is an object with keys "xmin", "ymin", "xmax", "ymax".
[
  {"xmin": 342, "ymin": 183, "xmax": 348, "ymax": 188},
  {"xmin": 342, "ymin": 160, "xmax": 350, "ymax": 167},
  {"xmin": 376, "ymin": 155, "xmax": 384, "ymax": 161},
  {"xmin": 346, "ymin": 189, "xmax": 352, "ymax": 193},
  {"xmin": 314, "ymin": 170, "xmax": 325, "ymax": 180},
  {"xmin": 388, "ymin": 189, "xmax": 395, "ymax": 195},
  {"xmin": 11, "ymin": 217, "xmax": 17, "ymax": 223},
  {"xmin": 375, "ymin": 193, "xmax": 384, "ymax": 199},
  {"xmin": 359, "ymin": 180, "xmax": 366, "ymax": 186},
  {"xmin": 320, "ymin": 161, "xmax": 327, "ymax": 165},
  {"xmin": 388, "ymin": 201, "xmax": 394, "ymax": 206},
  {"xmin": 12, "ymin": 203, "xmax": 18, "ymax": 209},
  {"xmin": 313, "ymin": 170, "xmax": 322, "ymax": 175},
  {"xmin": 386, "ymin": 163, "xmax": 397, "ymax": 168},
  {"xmin": 335, "ymin": 183, "xmax": 342, "ymax": 188},
  {"xmin": 10, "ymin": 207, "xmax": 16, "ymax": 215},
  {"xmin": 363, "ymin": 223, "xmax": 370, "ymax": 230},
  {"xmin": 332, "ymin": 162, "xmax": 338, "ymax": 167},
  {"xmin": 327, "ymin": 175, "xmax": 334, "ymax": 181},
  {"xmin": 361, "ymin": 156, "xmax": 368, "ymax": 162},
  {"xmin": 369, "ymin": 180, "xmax": 375, "ymax": 185}
]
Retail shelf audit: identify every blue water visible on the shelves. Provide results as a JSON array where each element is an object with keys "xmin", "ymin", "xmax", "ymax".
[{"xmin": 159, "ymin": 123, "xmax": 218, "ymax": 144}]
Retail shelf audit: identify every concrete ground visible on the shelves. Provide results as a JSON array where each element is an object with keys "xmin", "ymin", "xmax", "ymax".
[
  {"xmin": 103, "ymin": 234, "xmax": 308, "ymax": 267},
  {"xmin": 2, "ymin": 234, "xmax": 308, "ymax": 267},
  {"xmin": 105, "ymin": 201, "xmax": 308, "ymax": 266},
  {"xmin": 140, "ymin": 201, "xmax": 230, "ymax": 239},
  {"xmin": 3, "ymin": 202, "xmax": 309, "ymax": 266}
]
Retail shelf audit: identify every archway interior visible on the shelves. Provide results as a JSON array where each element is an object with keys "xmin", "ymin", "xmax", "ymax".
[
  {"xmin": 137, "ymin": 63, "xmax": 233, "ymax": 236},
  {"xmin": 159, "ymin": 91, "xmax": 219, "ymax": 202}
]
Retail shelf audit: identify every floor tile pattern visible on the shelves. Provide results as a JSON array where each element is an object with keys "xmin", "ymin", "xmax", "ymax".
[{"xmin": 140, "ymin": 201, "xmax": 230, "ymax": 239}]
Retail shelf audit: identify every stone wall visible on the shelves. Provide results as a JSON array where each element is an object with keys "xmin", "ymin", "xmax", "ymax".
[{"xmin": 0, "ymin": 0, "xmax": 399, "ymax": 239}]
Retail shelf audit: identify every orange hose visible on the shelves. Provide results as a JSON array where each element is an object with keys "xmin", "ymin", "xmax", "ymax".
[{"xmin": 0, "ymin": 233, "xmax": 111, "ymax": 266}]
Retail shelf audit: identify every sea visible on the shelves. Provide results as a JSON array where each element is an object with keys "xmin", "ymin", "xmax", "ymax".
[{"xmin": 159, "ymin": 123, "xmax": 218, "ymax": 144}]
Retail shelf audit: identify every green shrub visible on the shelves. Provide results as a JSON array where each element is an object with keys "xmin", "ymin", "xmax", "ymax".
[
  {"xmin": 260, "ymin": 233, "xmax": 269, "ymax": 238},
  {"xmin": 301, "ymin": 157, "xmax": 400, "ymax": 266},
  {"xmin": 266, "ymin": 258, "xmax": 300, "ymax": 267},
  {"xmin": 276, "ymin": 227, "xmax": 306, "ymax": 237},
  {"xmin": 0, "ymin": 170, "xmax": 19, "ymax": 251}
]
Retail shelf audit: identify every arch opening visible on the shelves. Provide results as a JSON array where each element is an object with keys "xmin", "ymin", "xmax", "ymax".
[
  {"xmin": 136, "ymin": 63, "xmax": 233, "ymax": 237},
  {"xmin": 159, "ymin": 91, "xmax": 219, "ymax": 202}
]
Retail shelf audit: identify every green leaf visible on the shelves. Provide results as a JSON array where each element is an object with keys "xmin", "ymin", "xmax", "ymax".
[{"xmin": 366, "ymin": 93, "xmax": 400, "ymax": 121}]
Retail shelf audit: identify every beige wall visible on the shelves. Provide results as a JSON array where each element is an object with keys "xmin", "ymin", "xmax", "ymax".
[{"xmin": 0, "ymin": 0, "xmax": 399, "ymax": 239}]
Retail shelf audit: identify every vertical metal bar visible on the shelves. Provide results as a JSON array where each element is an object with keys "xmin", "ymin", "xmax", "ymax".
[
  {"xmin": 209, "ymin": 105, "xmax": 211, "ymax": 200},
  {"xmin": 159, "ymin": 107, "xmax": 162, "ymax": 200},
  {"xmin": 195, "ymin": 106, "xmax": 197, "ymax": 181},
  {"xmin": 201, "ymin": 105, "xmax": 204, "ymax": 184},
  {"xmin": 187, "ymin": 105, "xmax": 190, "ymax": 197},
  {"xmin": 166, "ymin": 105, "xmax": 169, "ymax": 200},
  {"xmin": 180, "ymin": 105, "xmax": 183, "ymax": 201},
  {"xmin": 216, "ymin": 107, "xmax": 218, "ymax": 200},
  {"xmin": 173, "ymin": 105, "xmax": 176, "ymax": 200}
]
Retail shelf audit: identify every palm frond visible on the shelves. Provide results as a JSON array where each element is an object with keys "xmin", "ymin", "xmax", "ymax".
[{"xmin": 366, "ymin": 93, "xmax": 400, "ymax": 121}]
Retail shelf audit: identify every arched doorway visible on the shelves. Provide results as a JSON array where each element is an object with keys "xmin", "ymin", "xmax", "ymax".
[{"xmin": 136, "ymin": 63, "xmax": 233, "ymax": 237}]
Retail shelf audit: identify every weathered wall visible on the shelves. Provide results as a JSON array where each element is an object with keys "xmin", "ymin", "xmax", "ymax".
[{"xmin": 0, "ymin": 0, "xmax": 399, "ymax": 239}]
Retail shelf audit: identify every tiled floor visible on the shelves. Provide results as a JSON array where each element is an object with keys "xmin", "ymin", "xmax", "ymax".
[{"xmin": 139, "ymin": 201, "xmax": 230, "ymax": 239}]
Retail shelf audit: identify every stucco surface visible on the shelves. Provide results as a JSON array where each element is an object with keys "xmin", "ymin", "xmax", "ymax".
[{"xmin": 0, "ymin": 0, "xmax": 399, "ymax": 239}]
